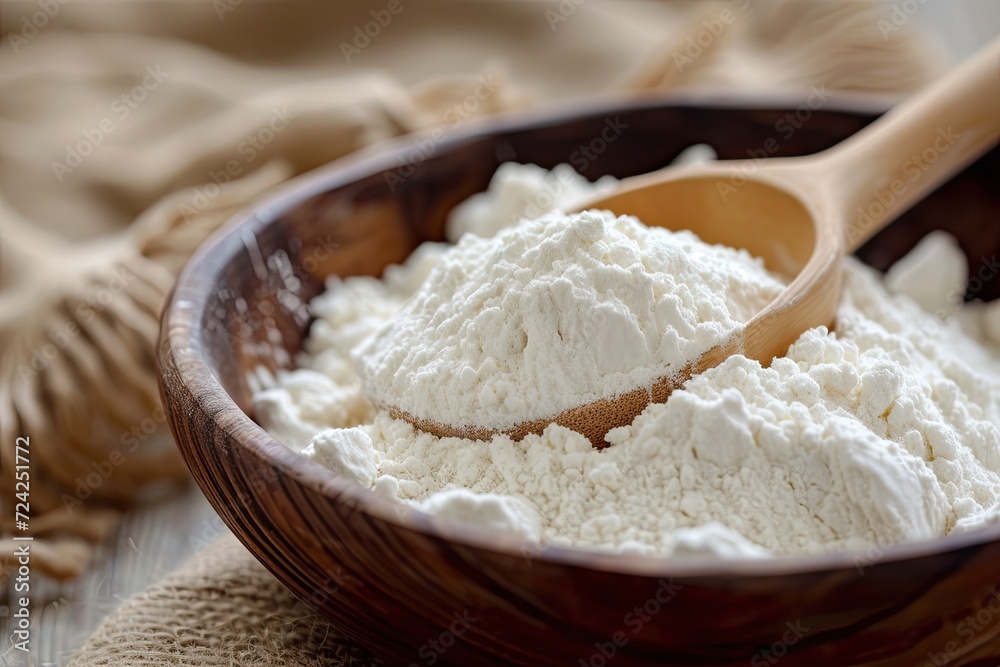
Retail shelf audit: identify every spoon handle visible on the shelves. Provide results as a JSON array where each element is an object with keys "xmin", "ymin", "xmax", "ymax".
[{"xmin": 822, "ymin": 37, "xmax": 1000, "ymax": 252}]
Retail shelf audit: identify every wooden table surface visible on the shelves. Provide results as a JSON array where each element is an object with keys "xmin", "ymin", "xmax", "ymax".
[
  {"xmin": 1, "ymin": 487, "xmax": 218, "ymax": 666},
  {"xmin": 3, "ymin": 3, "xmax": 999, "ymax": 665}
]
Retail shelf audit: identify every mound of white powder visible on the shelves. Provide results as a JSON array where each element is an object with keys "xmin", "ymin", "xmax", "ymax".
[
  {"xmin": 357, "ymin": 210, "xmax": 785, "ymax": 430},
  {"xmin": 253, "ymin": 162, "xmax": 1000, "ymax": 559},
  {"xmin": 444, "ymin": 162, "xmax": 618, "ymax": 243}
]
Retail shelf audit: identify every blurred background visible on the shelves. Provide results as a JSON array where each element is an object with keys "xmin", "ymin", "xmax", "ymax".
[{"xmin": 1, "ymin": 0, "xmax": 998, "ymax": 664}]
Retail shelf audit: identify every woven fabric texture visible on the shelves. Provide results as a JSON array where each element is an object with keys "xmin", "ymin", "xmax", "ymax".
[{"xmin": 68, "ymin": 534, "xmax": 380, "ymax": 667}]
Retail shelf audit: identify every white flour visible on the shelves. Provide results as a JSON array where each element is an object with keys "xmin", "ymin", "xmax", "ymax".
[
  {"xmin": 444, "ymin": 162, "xmax": 618, "ymax": 243},
  {"xmin": 253, "ymin": 163, "xmax": 1000, "ymax": 558},
  {"xmin": 357, "ymin": 210, "xmax": 785, "ymax": 430}
]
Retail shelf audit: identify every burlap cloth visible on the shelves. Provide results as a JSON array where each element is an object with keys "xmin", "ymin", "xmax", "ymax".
[
  {"xmin": 0, "ymin": 0, "xmax": 948, "ymax": 663},
  {"xmin": 69, "ymin": 533, "xmax": 382, "ymax": 666}
]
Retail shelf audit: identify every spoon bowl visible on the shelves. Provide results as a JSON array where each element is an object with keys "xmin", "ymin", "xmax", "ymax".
[
  {"xmin": 159, "ymin": 92, "xmax": 1000, "ymax": 666},
  {"xmin": 388, "ymin": 39, "xmax": 1000, "ymax": 446}
]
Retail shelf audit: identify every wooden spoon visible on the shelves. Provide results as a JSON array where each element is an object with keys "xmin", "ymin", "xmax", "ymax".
[{"xmin": 385, "ymin": 39, "xmax": 1000, "ymax": 446}]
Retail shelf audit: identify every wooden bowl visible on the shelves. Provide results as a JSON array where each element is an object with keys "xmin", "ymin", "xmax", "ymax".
[{"xmin": 158, "ymin": 95, "xmax": 1000, "ymax": 667}]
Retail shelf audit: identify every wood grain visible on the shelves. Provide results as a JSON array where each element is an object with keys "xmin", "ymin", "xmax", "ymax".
[
  {"xmin": 158, "ymin": 95, "xmax": 1000, "ymax": 667},
  {"xmin": 0, "ymin": 488, "xmax": 216, "ymax": 665}
]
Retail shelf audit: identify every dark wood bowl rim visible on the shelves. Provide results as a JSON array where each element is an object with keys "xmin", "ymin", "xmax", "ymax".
[{"xmin": 162, "ymin": 91, "xmax": 1000, "ymax": 579}]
